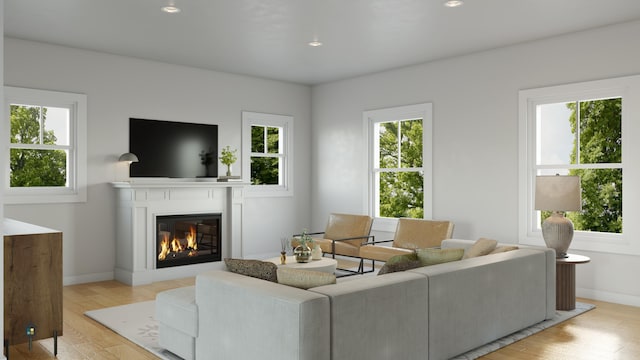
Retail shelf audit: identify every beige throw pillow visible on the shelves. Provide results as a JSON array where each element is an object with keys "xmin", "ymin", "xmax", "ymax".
[
  {"xmin": 489, "ymin": 245, "xmax": 519, "ymax": 254},
  {"xmin": 277, "ymin": 268, "xmax": 336, "ymax": 289},
  {"xmin": 463, "ymin": 238, "xmax": 498, "ymax": 259},
  {"xmin": 378, "ymin": 253, "xmax": 423, "ymax": 275},
  {"xmin": 416, "ymin": 248, "xmax": 465, "ymax": 266}
]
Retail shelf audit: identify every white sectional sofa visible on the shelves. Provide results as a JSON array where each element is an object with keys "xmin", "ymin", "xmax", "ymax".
[{"xmin": 156, "ymin": 239, "xmax": 556, "ymax": 360}]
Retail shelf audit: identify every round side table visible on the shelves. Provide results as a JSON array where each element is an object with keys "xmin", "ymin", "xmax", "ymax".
[
  {"xmin": 556, "ymin": 254, "xmax": 590, "ymax": 311},
  {"xmin": 265, "ymin": 256, "xmax": 338, "ymax": 274}
]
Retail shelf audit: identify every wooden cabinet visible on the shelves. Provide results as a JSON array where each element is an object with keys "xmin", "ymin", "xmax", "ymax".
[{"xmin": 3, "ymin": 218, "xmax": 62, "ymax": 355}]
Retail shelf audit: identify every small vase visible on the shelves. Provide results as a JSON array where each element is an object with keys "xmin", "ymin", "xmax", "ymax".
[
  {"xmin": 226, "ymin": 164, "xmax": 232, "ymax": 177},
  {"xmin": 280, "ymin": 251, "xmax": 287, "ymax": 265},
  {"xmin": 311, "ymin": 244, "xmax": 322, "ymax": 260},
  {"xmin": 294, "ymin": 244, "xmax": 311, "ymax": 263}
]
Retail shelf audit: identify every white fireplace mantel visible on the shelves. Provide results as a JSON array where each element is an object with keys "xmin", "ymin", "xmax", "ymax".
[{"xmin": 112, "ymin": 181, "xmax": 246, "ymax": 285}]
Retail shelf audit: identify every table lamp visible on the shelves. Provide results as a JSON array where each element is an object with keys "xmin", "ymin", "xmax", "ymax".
[{"xmin": 535, "ymin": 175, "xmax": 581, "ymax": 258}]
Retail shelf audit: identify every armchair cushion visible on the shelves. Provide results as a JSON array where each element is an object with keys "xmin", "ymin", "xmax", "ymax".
[
  {"xmin": 392, "ymin": 218, "xmax": 455, "ymax": 250},
  {"xmin": 359, "ymin": 244, "xmax": 413, "ymax": 262},
  {"xmin": 323, "ymin": 213, "xmax": 373, "ymax": 249}
]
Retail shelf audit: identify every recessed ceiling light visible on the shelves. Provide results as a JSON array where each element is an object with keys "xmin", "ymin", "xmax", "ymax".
[
  {"xmin": 443, "ymin": 0, "xmax": 464, "ymax": 8},
  {"xmin": 161, "ymin": 5, "xmax": 181, "ymax": 14},
  {"xmin": 308, "ymin": 40, "xmax": 323, "ymax": 47}
]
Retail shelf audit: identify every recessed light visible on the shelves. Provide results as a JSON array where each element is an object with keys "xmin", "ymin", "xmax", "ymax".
[
  {"xmin": 161, "ymin": 5, "xmax": 181, "ymax": 14},
  {"xmin": 308, "ymin": 40, "xmax": 323, "ymax": 47},
  {"xmin": 443, "ymin": 0, "xmax": 464, "ymax": 8}
]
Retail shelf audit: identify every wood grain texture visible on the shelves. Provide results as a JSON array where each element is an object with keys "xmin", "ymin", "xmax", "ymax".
[{"xmin": 4, "ymin": 232, "xmax": 63, "ymax": 345}]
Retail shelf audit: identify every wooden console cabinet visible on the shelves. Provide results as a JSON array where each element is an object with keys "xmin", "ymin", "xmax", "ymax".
[{"xmin": 3, "ymin": 218, "xmax": 63, "ymax": 356}]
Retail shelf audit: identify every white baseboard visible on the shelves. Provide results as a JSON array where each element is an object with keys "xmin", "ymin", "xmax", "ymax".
[
  {"xmin": 577, "ymin": 287, "xmax": 640, "ymax": 307},
  {"xmin": 64, "ymin": 271, "xmax": 114, "ymax": 286}
]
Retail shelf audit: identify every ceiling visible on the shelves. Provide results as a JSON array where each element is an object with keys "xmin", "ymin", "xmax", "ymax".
[{"xmin": 5, "ymin": 0, "xmax": 640, "ymax": 85}]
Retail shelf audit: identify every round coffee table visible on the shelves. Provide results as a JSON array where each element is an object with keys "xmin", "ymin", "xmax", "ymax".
[{"xmin": 266, "ymin": 256, "xmax": 337, "ymax": 274}]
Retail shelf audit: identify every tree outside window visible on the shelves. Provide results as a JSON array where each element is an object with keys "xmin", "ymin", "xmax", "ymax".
[
  {"xmin": 9, "ymin": 104, "xmax": 69, "ymax": 187},
  {"xmin": 536, "ymin": 97, "xmax": 622, "ymax": 234},
  {"xmin": 250, "ymin": 125, "xmax": 282, "ymax": 185},
  {"xmin": 376, "ymin": 119, "xmax": 424, "ymax": 218},
  {"xmin": 366, "ymin": 103, "xmax": 432, "ymax": 221}
]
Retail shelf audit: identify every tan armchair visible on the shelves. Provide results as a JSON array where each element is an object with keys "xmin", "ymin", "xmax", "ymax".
[
  {"xmin": 359, "ymin": 218, "xmax": 454, "ymax": 262},
  {"xmin": 295, "ymin": 213, "xmax": 373, "ymax": 275}
]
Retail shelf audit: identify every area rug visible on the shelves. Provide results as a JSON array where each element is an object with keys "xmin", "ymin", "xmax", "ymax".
[{"xmin": 85, "ymin": 300, "xmax": 594, "ymax": 360}]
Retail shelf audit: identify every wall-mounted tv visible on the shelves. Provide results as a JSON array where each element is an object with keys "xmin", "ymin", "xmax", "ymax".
[{"xmin": 129, "ymin": 118, "xmax": 218, "ymax": 178}]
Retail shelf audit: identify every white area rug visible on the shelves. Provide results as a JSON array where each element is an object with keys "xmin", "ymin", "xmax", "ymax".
[{"xmin": 85, "ymin": 299, "xmax": 594, "ymax": 360}]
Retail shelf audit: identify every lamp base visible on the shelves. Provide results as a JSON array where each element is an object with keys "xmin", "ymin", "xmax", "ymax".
[{"xmin": 541, "ymin": 211, "xmax": 574, "ymax": 258}]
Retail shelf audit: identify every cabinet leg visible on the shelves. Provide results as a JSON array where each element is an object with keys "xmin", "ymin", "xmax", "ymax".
[
  {"xmin": 4, "ymin": 339, "xmax": 9, "ymax": 360},
  {"xmin": 54, "ymin": 330, "xmax": 58, "ymax": 356}
]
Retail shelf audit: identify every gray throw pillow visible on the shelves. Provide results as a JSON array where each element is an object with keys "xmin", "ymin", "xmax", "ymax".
[{"xmin": 224, "ymin": 258, "xmax": 278, "ymax": 282}]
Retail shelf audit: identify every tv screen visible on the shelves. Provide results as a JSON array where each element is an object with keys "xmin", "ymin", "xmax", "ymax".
[{"xmin": 129, "ymin": 118, "xmax": 218, "ymax": 178}]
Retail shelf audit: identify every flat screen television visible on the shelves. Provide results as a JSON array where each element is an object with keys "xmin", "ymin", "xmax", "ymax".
[{"xmin": 129, "ymin": 118, "xmax": 218, "ymax": 178}]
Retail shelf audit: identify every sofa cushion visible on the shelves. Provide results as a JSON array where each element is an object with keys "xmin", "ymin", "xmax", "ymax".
[
  {"xmin": 277, "ymin": 267, "xmax": 336, "ymax": 289},
  {"xmin": 377, "ymin": 253, "xmax": 423, "ymax": 275},
  {"xmin": 490, "ymin": 245, "xmax": 519, "ymax": 254},
  {"xmin": 462, "ymin": 238, "xmax": 498, "ymax": 259},
  {"xmin": 224, "ymin": 258, "xmax": 278, "ymax": 282},
  {"xmin": 416, "ymin": 248, "xmax": 464, "ymax": 266}
]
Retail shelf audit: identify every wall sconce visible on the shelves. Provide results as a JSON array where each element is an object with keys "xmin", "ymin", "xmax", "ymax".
[
  {"xmin": 535, "ymin": 175, "xmax": 581, "ymax": 258},
  {"xmin": 118, "ymin": 152, "xmax": 139, "ymax": 164}
]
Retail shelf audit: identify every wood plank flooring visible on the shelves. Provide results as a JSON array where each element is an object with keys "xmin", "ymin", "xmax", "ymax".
[{"xmin": 5, "ymin": 277, "xmax": 640, "ymax": 359}]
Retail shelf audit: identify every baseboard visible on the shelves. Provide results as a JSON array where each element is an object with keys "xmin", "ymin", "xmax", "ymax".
[
  {"xmin": 577, "ymin": 287, "xmax": 640, "ymax": 307},
  {"xmin": 64, "ymin": 271, "xmax": 114, "ymax": 286}
]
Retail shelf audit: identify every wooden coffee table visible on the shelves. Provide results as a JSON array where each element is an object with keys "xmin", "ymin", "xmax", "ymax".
[
  {"xmin": 556, "ymin": 254, "xmax": 591, "ymax": 310},
  {"xmin": 266, "ymin": 256, "xmax": 337, "ymax": 274}
]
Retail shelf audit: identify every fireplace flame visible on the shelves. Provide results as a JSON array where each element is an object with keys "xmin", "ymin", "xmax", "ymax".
[
  {"xmin": 186, "ymin": 226, "xmax": 198, "ymax": 251},
  {"xmin": 158, "ymin": 233, "xmax": 171, "ymax": 261},
  {"xmin": 158, "ymin": 225, "xmax": 200, "ymax": 261}
]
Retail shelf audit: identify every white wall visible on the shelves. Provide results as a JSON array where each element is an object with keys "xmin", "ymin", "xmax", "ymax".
[
  {"xmin": 311, "ymin": 20, "xmax": 640, "ymax": 306},
  {"xmin": 4, "ymin": 38, "xmax": 312, "ymax": 284}
]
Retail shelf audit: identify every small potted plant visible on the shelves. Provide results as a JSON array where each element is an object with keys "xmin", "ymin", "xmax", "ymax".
[
  {"xmin": 294, "ymin": 230, "xmax": 314, "ymax": 263},
  {"xmin": 219, "ymin": 146, "xmax": 237, "ymax": 177}
]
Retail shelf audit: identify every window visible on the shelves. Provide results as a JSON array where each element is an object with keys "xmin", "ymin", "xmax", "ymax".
[
  {"xmin": 364, "ymin": 103, "xmax": 432, "ymax": 229},
  {"xmin": 4, "ymin": 86, "xmax": 87, "ymax": 204},
  {"xmin": 519, "ymin": 75, "xmax": 640, "ymax": 255},
  {"xmin": 241, "ymin": 111, "xmax": 293, "ymax": 196}
]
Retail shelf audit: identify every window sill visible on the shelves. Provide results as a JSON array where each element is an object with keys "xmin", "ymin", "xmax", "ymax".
[{"xmin": 520, "ymin": 232, "xmax": 638, "ymax": 256}]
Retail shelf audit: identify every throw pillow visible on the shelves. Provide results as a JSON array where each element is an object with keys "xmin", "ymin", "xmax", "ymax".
[
  {"xmin": 377, "ymin": 253, "xmax": 422, "ymax": 275},
  {"xmin": 462, "ymin": 238, "xmax": 498, "ymax": 259},
  {"xmin": 489, "ymin": 245, "xmax": 519, "ymax": 254},
  {"xmin": 276, "ymin": 268, "xmax": 336, "ymax": 289},
  {"xmin": 224, "ymin": 258, "xmax": 278, "ymax": 282},
  {"xmin": 416, "ymin": 248, "xmax": 465, "ymax": 266}
]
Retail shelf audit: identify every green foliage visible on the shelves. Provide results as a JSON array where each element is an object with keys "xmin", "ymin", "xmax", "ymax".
[
  {"xmin": 219, "ymin": 145, "xmax": 237, "ymax": 166},
  {"xmin": 563, "ymin": 98, "xmax": 622, "ymax": 233},
  {"xmin": 378, "ymin": 119, "xmax": 424, "ymax": 218},
  {"xmin": 250, "ymin": 125, "xmax": 280, "ymax": 185},
  {"xmin": 9, "ymin": 105, "xmax": 67, "ymax": 187}
]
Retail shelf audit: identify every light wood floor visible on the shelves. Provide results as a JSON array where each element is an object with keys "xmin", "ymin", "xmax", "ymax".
[{"xmin": 5, "ymin": 277, "xmax": 640, "ymax": 360}]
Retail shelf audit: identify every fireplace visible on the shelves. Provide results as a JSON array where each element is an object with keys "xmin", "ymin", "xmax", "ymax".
[{"xmin": 156, "ymin": 213, "xmax": 222, "ymax": 269}]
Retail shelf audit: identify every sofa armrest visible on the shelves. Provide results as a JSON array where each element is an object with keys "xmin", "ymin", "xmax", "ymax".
[{"xmin": 195, "ymin": 270, "xmax": 330, "ymax": 360}]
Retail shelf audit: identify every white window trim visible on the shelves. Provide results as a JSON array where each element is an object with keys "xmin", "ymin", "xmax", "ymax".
[
  {"xmin": 241, "ymin": 111, "xmax": 293, "ymax": 198},
  {"xmin": 4, "ymin": 86, "xmax": 87, "ymax": 204},
  {"xmin": 518, "ymin": 75, "xmax": 640, "ymax": 255},
  {"xmin": 363, "ymin": 103, "xmax": 433, "ymax": 233}
]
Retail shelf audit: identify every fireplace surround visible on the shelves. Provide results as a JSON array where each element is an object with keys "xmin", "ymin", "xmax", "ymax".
[{"xmin": 112, "ymin": 181, "xmax": 245, "ymax": 285}]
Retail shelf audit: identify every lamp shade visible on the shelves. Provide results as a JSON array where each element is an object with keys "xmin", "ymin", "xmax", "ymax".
[
  {"xmin": 118, "ymin": 152, "xmax": 139, "ymax": 163},
  {"xmin": 535, "ymin": 175, "xmax": 581, "ymax": 211}
]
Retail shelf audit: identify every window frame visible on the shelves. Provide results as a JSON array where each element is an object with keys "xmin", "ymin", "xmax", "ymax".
[
  {"xmin": 518, "ymin": 75, "xmax": 640, "ymax": 255},
  {"xmin": 363, "ymin": 103, "xmax": 433, "ymax": 232},
  {"xmin": 4, "ymin": 86, "xmax": 87, "ymax": 204},
  {"xmin": 241, "ymin": 111, "xmax": 293, "ymax": 197}
]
